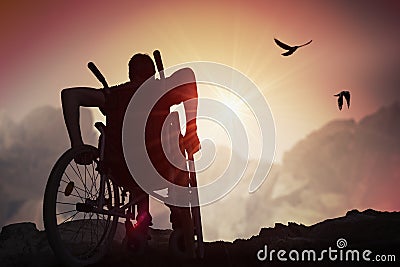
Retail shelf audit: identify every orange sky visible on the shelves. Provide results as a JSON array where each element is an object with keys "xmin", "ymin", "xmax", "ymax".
[
  {"xmin": 1, "ymin": 0, "xmax": 400, "ymax": 242},
  {"xmin": 1, "ymin": 0, "xmax": 400, "ymax": 160}
]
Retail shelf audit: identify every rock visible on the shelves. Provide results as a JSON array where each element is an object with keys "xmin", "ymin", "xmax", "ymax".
[
  {"xmin": 1, "ymin": 210, "xmax": 399, "ymax": 266},
  {"xmin": 0, "ymin": 222, "xmax": 56, "ymax": 267}
]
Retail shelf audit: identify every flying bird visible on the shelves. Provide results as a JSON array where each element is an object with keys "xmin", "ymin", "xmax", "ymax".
[
  {"xmin": 274, "ymin": 38, "xmax": 312, "ymax": 56},
  {"xmin": 334, "ymin": 91, "xmax": 351, "ymax": 110}
]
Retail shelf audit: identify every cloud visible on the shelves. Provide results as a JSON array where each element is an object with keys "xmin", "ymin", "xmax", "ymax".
[
  {"xmin": 201, "ymin": 103, "xmax": 400, "ymax": 241},
  {"xmin": 0, "ymin": 105, "xmax": 173, "ymax": 230},
  {"xmin": 2, "ymin": 103, "xmax": 399, "ymax": 243},
  {"xmin": 285, "ymin": 103, "xmax": 400, "ymax": 211},
  {"xmin": 0, "ymin": 106, "xmax": 96, "ymax": 229}
]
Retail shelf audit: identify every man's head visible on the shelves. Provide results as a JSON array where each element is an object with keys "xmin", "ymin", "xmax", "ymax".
[{"xmin": 129, "ymin": 53, "xmax": 156, "ymax": 83}]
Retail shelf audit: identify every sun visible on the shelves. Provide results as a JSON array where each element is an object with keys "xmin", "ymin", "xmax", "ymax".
[{"xmin": 194, "ymin": 83, "xmax": 263, "ymax": 160}]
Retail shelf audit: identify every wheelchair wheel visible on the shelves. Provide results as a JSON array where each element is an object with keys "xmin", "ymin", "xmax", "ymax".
[{"xmin": 43, "ymin": 145, "xmax": 120, "ymax": 267}]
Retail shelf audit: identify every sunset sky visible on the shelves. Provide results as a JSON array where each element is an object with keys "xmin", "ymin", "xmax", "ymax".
[
  {"xmin": 1, "ymin": 0, "xmax": 399, "ymax": 160},
  {"xmin": 1, "ymin": 0, "xmax": 400, "ymax": 240}
]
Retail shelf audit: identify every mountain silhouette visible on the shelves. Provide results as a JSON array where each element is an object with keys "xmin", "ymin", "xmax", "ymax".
[{"xmin": 1, "ymin": 209, "xmax": 399, "ymax": 266}]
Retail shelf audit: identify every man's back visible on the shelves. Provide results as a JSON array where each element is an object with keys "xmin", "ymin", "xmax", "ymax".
[{"xmin": 102, "ymin": 81, "xmax": 141, "ymax": 190}]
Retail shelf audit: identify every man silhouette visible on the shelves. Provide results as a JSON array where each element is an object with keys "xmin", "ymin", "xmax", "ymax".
[{"xmin": 61, "ymin": 53, "xmax": 200, "ymax": 232}]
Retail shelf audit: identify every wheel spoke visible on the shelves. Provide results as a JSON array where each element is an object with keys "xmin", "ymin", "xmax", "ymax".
[
  {"xmin": 56, "ymin": 209, "xmax": 77, "ymax": 216},
  {"xmin": 59, "ymin": 211, "xmax": 79, "ymax": 225},
  {"xmin": 62, "ymin": 174, "xmax": 85, "ymax": 201},
  {"xmin": 93, "ymin": 173, "xmax": 101, "ymax": 197},
  {"xmin": 86, "ymin": 164, "xmax": 97, "ymax": 199},
  {"xmin": 87, "ymin": 163, "xmax": 97, "ymax": 197},
  {"xmin": 56, "ymin": 201, "xmax": 77, "ymax": 206},
  {"xmin": 69, "ymin": 162, "xmax": 93, "ymax": 198},
  {"xmin": 86, "ymin": 165, "xmax": 98, "ymax": 199},
  {"xmin": 75, "ymin": 162, "xmax": 93, "ymax": 196},
  {"xmin": 61, "ymin": 179, "xmax": 89, "ymax": 196},
  {"xmin": 45, "ymin": 147, "xmax": 119, "ymax": 264},
  {"xmin": 72, "ymin": 213, "xmax": 88, "ymax": 242},
  {"xmin": 57, "ymin": 190, "xmax": 82, "ymax": 199},
  {"xmin": 84, "ymin": 165, "xmax": 87, "ymax": 199}
]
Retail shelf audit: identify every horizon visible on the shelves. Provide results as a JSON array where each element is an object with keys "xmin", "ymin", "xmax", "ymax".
[{"xmin": 1, "ymin": 0, "xmax": 400, "ymax": 242}]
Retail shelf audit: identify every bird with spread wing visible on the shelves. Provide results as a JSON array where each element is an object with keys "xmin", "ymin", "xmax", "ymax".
[
  {"xmin": 334, "ymin": 91, "xmax": 351, "ymax": 110},
  {"xmin": 274, "ymin": 38, "xmax": 312, "ymax": 56}
]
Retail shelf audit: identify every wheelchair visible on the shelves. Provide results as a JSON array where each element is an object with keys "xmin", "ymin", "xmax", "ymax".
[{"xmin": 43, "ymin": 53, "xmax": 204, "ymax": 267}]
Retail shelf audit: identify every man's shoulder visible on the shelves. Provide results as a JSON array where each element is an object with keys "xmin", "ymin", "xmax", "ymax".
[
  {"xmin": 166, "ymin": 68, "xmax": 196, "ymax": 85},
  {"xmin": 159, "ymin": 68, "xmax": 196, "ymax": 96},
  {"xmin": 169, "ymin": 67, "xmax": 195, "ymax": 78}
]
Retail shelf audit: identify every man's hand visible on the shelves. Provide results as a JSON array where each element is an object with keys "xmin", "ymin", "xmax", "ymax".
[{"xmin": 184, "ymin": 131, "xmax": 200, "ymax": 158}]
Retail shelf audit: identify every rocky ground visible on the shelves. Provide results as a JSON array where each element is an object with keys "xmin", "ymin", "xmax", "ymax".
[{"xmin": 1, "ymin": 209, "xmax": 399, "ymax": 267}]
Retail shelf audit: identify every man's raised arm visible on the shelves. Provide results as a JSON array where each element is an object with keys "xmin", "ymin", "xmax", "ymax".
[{"xmin": 167, "ymin": 68, "xmax": 200, "ymax": 156}]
